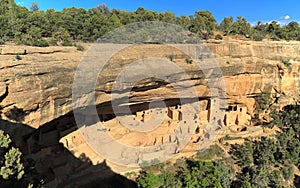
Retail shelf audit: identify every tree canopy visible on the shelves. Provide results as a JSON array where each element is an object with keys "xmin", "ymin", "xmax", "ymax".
[{"xmin": 0, "ymin": 0, "xmax": 300, "ymax": 46}]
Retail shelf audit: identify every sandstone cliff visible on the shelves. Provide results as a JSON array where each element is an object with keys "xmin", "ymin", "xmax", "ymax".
[{"xmin": 0, "ymin": 40, "xmax": 299, "ymax": 128}]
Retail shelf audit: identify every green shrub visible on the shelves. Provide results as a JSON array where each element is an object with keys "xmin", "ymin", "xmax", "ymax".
[
  {"xmin": 15, "ymin": 55, "xmax": 22, "ymax": 60},
  {"xmin": 197, "ymin": 144, "xmax": 225, "ymax": 160},
  {"xmin": 224, "ymin": 134, "xmax": 232, "ymax": 140},
  {"xmin": 39, "ymin": 39, "xmax": 49, "ymax": 47},
  {"xmin": 215, "ymin": 34, "xmax": 223, "ymax": 40},
  {"xmin": 255, "ymin": 91, "xmax": 272, "ymax": 113},
  {"xmin": 282, "ymin": 165, "xmax": 294, "ymax": 181},
  {"xmin": 0, "ymin": 38, "xmax": 5, "ymax": 45},
  {"xmin": 252, "ymin": 33, "xmax": 264, "ymax": 41},
  {"xmin": 31, "ymin": 39, "xmax": 49, "ymax": 47},
  {"xmin": 185, "ymin": 58, "xmax": 193, "ymax": 64},
  {"xmin": 31, "ymin": 40, "xmax": 39, "ymax": 46},
  {"xmin": 61, "ymin": 40, "xmax": 73, "ymax": 46},
  {"xmin": 76, "ymin": 44, "xmax": 85, "ymax": 51},
  {"xmin": 282, "ymin": 60, "xmax": 292, "ymax": 67},
  {"xmin": 17, "ymin": 36, "xmax": 32, "ymax": 46},
  {"xmin": 48, "ymin": 38, "xmax": 58, "ymax": 46}
]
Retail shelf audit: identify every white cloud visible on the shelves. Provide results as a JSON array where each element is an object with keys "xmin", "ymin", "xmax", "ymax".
[
  {"xmin": 280, "ymin": 15, "xmax": 290, "ymax": 20},
  {"xmin": 16, "ymin": 1, "xmax": 24, "ymax": 6},
  {"xmin": 283, "ymin": 15, "xmax": 290, "ymax": 20}
]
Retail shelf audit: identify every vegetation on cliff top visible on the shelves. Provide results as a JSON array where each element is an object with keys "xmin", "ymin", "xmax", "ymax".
[{"xmin": 0, "ymin": 0, "xmax": 300, "ymax": 46}]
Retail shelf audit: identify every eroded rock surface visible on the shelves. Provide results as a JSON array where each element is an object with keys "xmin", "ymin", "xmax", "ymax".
[{"xmin": 0, "ymin": 41, "xmax": 299, "ymax": 128}]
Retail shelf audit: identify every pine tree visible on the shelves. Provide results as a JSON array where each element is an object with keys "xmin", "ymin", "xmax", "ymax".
[{"xmin": 0, "ymin": 131, "xmax": 24, "ymax": 182}]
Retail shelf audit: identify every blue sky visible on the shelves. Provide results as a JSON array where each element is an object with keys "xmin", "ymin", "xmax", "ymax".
[{"xmin": 16, "ymin": 0, "xmax": 300, "ymax": 24}]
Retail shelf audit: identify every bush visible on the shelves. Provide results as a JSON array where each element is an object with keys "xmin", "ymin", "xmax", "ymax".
[
  {"xmin": 282, "ymin": 60, "xmax": 292, "ymax": 67},
  {"xmin": 61, "ymin": 40, "xmax": 73, "ymax": 46},
  {"xmin": 16, "ymin": 35, "xmax": 32, "ymax": 46},
  {"xmin": 255, "ymin": 91, "xmax": 272, "ymax": 113},
  {"xmin": 197, "ymin": 144, "xmax": 225, "ymax": 160},
  {"xmin": 282, "ymin": 165, "xmax": 294, "ymax": 181},
  {"xmin": 185, "ymin": 58, "xmax": 193, "ymax": 64},
  {"xmin": 252, "ymin": 33, "xmax": 264, "ymax": 41},
  {"xmin": 39, "ymin": 39, "xmax": 49, "ymax": 47},
  {"xmin": 31, "ymin": 40, "xmax": 39, "ymax": 47},
  {"xmin": 215, "ymin": 34, "xmax": 223, "ymax": 40},
  {"xmin": 0, "ymin": 38, "xmax": 5, "ymax": 45},
  {"xmin": 76, "ymin": 44, "xmax": 85, "ymax": 51},
  {"xmin": 224, "ymin": 134, "xmax": 232, "ymax": 140},
  {"xmin": 31, "ymin": 39, "xmax": 49, "ymax": 47},
  {"xmin": 15, "ymin": 55, "xmax": 22, "ymax": 60},
  {"xmin": 48, "ymin": 38, "xmax": 58, "ymax": 46}
]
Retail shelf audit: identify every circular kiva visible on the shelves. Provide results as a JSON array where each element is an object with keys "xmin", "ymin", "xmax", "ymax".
[{"xmin": 72, "ymin": 21, "xmax": 226, "ymax": 167}]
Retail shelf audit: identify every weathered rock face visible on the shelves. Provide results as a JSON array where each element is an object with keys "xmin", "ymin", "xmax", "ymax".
[
  {"xmin": 0, "ymin": 40, "xmax": 299, "ymax": 129},
  {"xmin": 0, "ymin": 45, "xmax": 83, "ymax": 128},
  {"xmin": 209, "ymin": 40, "xmax": 300, "ymax": 114}
]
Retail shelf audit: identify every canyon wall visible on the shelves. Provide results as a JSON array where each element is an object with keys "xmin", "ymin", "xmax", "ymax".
[{"xmin": 0, "ymin": 40, "xmax": 299, "ymax": 129}]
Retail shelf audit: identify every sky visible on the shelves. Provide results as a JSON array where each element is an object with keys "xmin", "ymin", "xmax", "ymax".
[{"xmin": 16, "ymin": 0, "xmax": 300, "ymax": 25}]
